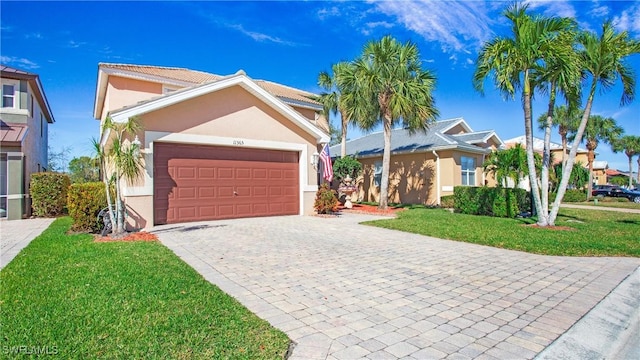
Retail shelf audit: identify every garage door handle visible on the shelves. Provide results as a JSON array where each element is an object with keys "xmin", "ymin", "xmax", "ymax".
[{"xmin": 233, "ymin": 191, "xmax": 238, "ymax": 196}]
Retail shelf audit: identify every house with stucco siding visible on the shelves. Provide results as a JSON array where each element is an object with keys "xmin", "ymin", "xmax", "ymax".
[
  {"xmin": 93, "ymin": 63, "xmax": 329, "ymax": 229},
  {"xmin": 331, "ymin": 118, "xmax": 504, "ymax": 205},
  {"xmin": 0, "ymin": 65, "xmax": 54, "ymax": 220}
]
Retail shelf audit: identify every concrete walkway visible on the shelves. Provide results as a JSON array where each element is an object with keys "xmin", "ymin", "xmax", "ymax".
[
  {"xmin": 0, "ymin": 218, "xmax": 55, "ymax": 270},
  {"xmin": 561, "ymin": 203, "xmax": 640, "ymax": 214},
  {"xmin": 154, "ymin": 214, "xmax": 639, "ymax": 360}
]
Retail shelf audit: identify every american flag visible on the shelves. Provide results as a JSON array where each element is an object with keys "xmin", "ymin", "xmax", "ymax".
[{"xmin": 319, "ymin": 144, "xmax": 333, "ymax": 182}]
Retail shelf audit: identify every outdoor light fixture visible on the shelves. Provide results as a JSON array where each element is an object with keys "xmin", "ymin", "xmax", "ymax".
[
  {"xmin": 132, "ymin": 135, "xmax": 142, "ymax": 157},
  {"xmin": 311, "ymin": 151, "xmax": 319, "ymax": 169}
]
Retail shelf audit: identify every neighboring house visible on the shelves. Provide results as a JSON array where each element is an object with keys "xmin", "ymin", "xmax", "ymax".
[
  {"xmin": 592, "ymin": 160, "xmax": 608, "ymax": 186},
  {"xmin": 93, "ymin": 63, "xmax": 329, "ymax": 229},
  {"xmin": 503, "ymin": 136, "xmax": 591, "ymax": 190},
  {"xmin": 330, "ymin": 118, "xmax": 503, "ymax": 205},
  {"xmin": 0, "ymin": 65, "xmax": 54, "ymax": 220}
]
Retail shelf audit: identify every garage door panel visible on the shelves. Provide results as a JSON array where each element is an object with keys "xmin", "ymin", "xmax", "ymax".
[{"xmin": 154, "ymin": 143, "xmax": 299, "ymax": 225}]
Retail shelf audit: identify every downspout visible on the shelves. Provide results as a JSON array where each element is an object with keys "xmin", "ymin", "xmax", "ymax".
[
  {"xmin": 482, "ymin": 153, "xmax": 486, "ymax": 186},
  {"xmin": 432, "ymin": 150, "xmax": 440, "ymax": 205}
]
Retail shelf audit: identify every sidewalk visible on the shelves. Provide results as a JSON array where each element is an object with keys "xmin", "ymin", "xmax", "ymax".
[
  {"xmin": 0, "ymin": 218, "xmax": 55, "ymax": 270},
  {"xmin": 560, "ymin": 203, "xmax": 640, "ymax": 214}
]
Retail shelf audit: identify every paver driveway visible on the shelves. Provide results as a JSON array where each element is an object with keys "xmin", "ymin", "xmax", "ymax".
[{"xmin": 154, "ymin": 214, "xmax": 639, "ymax": 360}]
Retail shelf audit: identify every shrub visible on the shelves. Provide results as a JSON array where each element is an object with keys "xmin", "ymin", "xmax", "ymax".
[
  {"xmin": 67, "ymin": 182, "xmax": 108, "ymax": 232},
  {"xmin": 31, "ymin": 172, "xmax": 70, "ymax": 217},
  {"xmin": 440, "ymin": 195, "xmax": 455, "ymax": 208},
  {"xmin": 314, "ymin": 183, "xmax": 339, "ymax": 214},
  {"xmin": 454, "ymin": 186, "xmax": 528, "ymax": 218},
  {"xmin": 333, "ymin": 156, "xmax": 363, "ymax": 183},
  {"xmin": 551, "ymin": 189, "xmax": 587, "ymax": 203}
]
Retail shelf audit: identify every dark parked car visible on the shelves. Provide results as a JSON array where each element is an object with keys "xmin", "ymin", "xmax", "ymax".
[{"xmin": 592, "ymin": 185, "xmax": 640, "ymax": 203}]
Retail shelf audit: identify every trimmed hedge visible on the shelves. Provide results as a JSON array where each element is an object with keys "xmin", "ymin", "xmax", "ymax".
[
  {"xmin": 67, "ymin": 182, "xmax": 108, "ymax": 232},
  {"xmin": 30, "ymin": 172, "xmax": 70, "ymax": 217},
  {"xmin": 440, "ymin": 195, "xmax": 455, "ymax": 208},
  {"xmin": 453, "ymin": 186, "xmax": 529, "ymax": 218}
]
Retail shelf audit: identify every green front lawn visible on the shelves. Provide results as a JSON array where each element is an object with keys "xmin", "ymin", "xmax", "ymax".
[
  {"xmin": 365, "ymin": 208, "xmax": 640, "ymax": 257},
  {"xmin": 0, "ymin": 218, "xmax": 289, "ymax": 359}
]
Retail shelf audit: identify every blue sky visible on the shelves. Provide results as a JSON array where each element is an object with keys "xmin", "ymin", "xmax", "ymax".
[{"xmin": 1, "ymin": 0, "xmax": 639, "ymax": 171}]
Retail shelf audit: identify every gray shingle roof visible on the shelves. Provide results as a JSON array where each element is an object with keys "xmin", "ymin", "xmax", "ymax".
[{"xmin": 330, "ymin": 118, "xmax": 495, "ymax": 158}]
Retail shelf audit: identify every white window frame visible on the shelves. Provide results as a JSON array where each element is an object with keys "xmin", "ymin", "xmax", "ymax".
[
  {"xmin": 373, "ymin": 160, "xmax": 383, "ymax": 187},
  {"xmin": 0, "ymin": 153, "xmax": 8, "ymax": 218},
  {"xmin": 461, "ymin": 156, "xmax": 476, "ymax": 186},
  {"xmin": 2, "ymin": 83, "xmax": 16, "ymax": 109}
]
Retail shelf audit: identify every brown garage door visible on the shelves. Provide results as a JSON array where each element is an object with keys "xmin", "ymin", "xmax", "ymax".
[{"xmin": 154, "ymin": 143, "xmax": 299, "ymax": 225}]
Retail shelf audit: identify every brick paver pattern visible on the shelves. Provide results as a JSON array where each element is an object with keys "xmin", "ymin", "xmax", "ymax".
[{"xmin": 154, "ymin": 214, "xmax": 640, "ymax": 360}]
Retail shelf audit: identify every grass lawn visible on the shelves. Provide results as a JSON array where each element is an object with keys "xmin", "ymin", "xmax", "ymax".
[
  {"xmin": 0, "ymin": 217, "xmax": 290, "ymax": 359},
  {"xmin": 365, "ymin": 208, "xmax": 640, "ymax": 257}
]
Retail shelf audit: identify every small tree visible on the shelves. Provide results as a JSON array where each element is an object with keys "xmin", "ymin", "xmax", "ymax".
[
  {"xmin": 612, "ymin": 135, "xmax": 640, "ymax": 188},
  {"xmin": 332, "ymin": 156, "xmax": 362, "ymax": 184},
  {"xmin": 96, "ymin": 116, "xmax": 144, "ymax": 235},
  {"xmin": 68, "ymin": 156, "xmax": 100, "ymax": 183}
]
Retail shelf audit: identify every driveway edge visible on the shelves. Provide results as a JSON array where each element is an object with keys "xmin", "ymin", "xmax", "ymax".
[{"xmin": 535, "ymin": 265, "xmax": 640, "ymax": 360}]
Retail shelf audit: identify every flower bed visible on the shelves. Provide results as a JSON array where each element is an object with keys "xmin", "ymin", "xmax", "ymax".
[
  {"xmin": 94, "ymin": 231, "xmax": 158, "ymax": 242},
  {"xmin": 339, "ymin": 203, "xmax": 405, "ymax": 216}
]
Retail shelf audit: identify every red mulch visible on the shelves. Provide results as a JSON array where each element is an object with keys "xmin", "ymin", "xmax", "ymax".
[
  {"xmin": 522, "ymin": 224, "xmax": 576, "ymax": 231},
  {"xmin": 94, "ymin": 231, "xmax": 158, "ymax": 242},
  {"xmin": 339, "ymin": 204, "xmax": 405, "ymax": 216}
]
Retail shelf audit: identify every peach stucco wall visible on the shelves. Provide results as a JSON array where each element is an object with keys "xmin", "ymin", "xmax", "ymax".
[
  {"xmin": 355, "ymin": 150, "xmax": 487, "ymax": 205},
  {"xmin": 103, "ymin": 77, "xmax": 163, "ymax": 121}
]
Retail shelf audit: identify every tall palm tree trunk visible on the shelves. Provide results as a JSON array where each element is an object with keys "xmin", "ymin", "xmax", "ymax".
[
  {"xmin": 550, "ymin": 82, "xmax": 597, "ymax": 224},
  {"xmin": 340, "ymin": 110, "xmax": 347, "ymax": 158},
  {"xmin": 379, "ymin": 114, "xmax": 392, "ymax": 210},
  {"xmin": 637, "ymin": 156, "xmax": 640, "ymax": 185},
  {"xmin": 524, "ymin": 75, "xmax": 546, "ymax": 225},
  {"xmin": 540, "ymin": 82, "xmax": 557, "ymax": 217},
  {"xmin": 627, "ymin": 152, "xmax": 633, "ymax": 188}
]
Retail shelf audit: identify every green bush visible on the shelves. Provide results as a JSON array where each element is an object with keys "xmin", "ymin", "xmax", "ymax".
[
  {"xmin": 314, "ymin": 183, "xmax": 339, "ymax": 214},
  {"xmin": 551, "ymin": 189, "xmax": 587, "ymax": 203},
  {"xmin": 333, "ymin": 156, "xmax": 363, "ymax": 183},
  {"xmin": 440, "ymin": 195, "xmax": 455, "ymax": 208},
  {"xmin": 454, "ymin": 186, "xmax": 528, "ymax": 218},
  {"xmin": 67, "ymin": 182, "xmax": 108, "ymax": 232},
  {"xmin": 30, "ymin": 172, "xmax": 70, "ymax": 217}
]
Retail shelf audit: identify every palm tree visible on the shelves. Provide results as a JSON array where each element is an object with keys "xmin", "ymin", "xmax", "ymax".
[
  {"xmin": 316, "ymin": 62, "xmax": 354, "ymax": 158},
  {"xmin": 612, "ymin": 135, "xmax": 640, "ymax": 188},
  {"xmin": 473, "ymin": 3, "xmax": 575, "ymax": 226},
  {"xmin": 537, "ymin": 105, "xmax": 580, "ymax": 167},
  {"xmin": 483, "ymin": 144, "xmax": 527, "ymax": 188},
  {"xmin": 550, "ymin": 22, "xmax": 640, "ymax": 222},
  {"xmin": 99, "ymin": 116, "xmax": 144, "ymax": 234},
  {"xmin": 535, "ymin": 18, "xmax": 580, "ymax": 218},
  {"xmin": 342, "ymin": 35, "xmax": 438, "ymax": 209},
  {"xmin": 572, "ymin": 115, "xmax": 623, "ymax": 198}
]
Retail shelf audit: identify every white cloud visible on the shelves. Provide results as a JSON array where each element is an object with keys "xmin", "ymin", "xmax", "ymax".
[
  {"xmin": 228, "ymin": 24, "xmax": 299, "ymax": 46},
  {"xmin": 24, "ymin": 32, "xmax": 43, "ymax": 40},
  {"xmin": 524, "ymin": 0, "xmax": 576, "ymax": 18},
  {"xmin": 361, "ymin": 21, "xmax": 394, "ymax": 36},
  {"xmin": 613, "ymin": 3, "xmax": 640, "ymax": 35},
  {"xmin": 0, "ymin": 56, "xmax": 40, "ymax": 69},
  {"xmin": 588, "ymin": 2, "xmax": 609, "ymax": 18},
  {"xmin": 371, "ymin": 0, "xmax": 495, "ymax": 53},
  {"xmin": 67, "ymin": 40, "xmax": 87, "ymax": 48},
  {"xmin": 317, "ymin": 6, "xmax": 341, "ymax": 20}
]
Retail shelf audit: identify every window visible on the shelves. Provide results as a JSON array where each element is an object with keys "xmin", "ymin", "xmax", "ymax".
[
  {"xmin": 461, "ymin": 156, "xmax": 476, "ymax": 186},
  {"xmin": 40, "ymin": 114, "xmax": 44, "ymax": 137},
  {"xmin": 373, "ymin": 161, "xmax": 383, "ymax": 187},
  {"xmin": 30, "ymin": 94, "xmax": 34, "ymax": 114},
  {"xmin": 2, "ymin": 84, "xmax": 15, "ymax": 108}
]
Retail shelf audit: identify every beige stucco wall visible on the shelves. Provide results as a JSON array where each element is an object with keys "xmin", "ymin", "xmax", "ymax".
[
  {"xmin": 116, "ymin": 84, "xmax": 320, "ymax": 228},
  {"xmin": 355, "ymin": 150, "xmax": 487, "ymax": 205},
  {"xmin": 103, "ymin": 77, "xmax": 162, "ymax": 121}
]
